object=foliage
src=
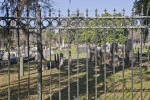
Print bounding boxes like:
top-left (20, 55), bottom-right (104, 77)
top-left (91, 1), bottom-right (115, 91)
top-left (62, 12), bottom-right (129, 45)
top-left (0, 0), bottom-right (54, 17)
top-left (133, 0), bottom-right (150, 43)
top-left (134, 0), bottom-right (150, 16)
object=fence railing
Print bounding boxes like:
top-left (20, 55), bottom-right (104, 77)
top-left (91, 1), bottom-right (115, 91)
top-left (0, 6), bottom-right (150, 100)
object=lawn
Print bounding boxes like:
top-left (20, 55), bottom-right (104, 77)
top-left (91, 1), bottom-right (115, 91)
top-left (0, 50), bottom-right (150, 100)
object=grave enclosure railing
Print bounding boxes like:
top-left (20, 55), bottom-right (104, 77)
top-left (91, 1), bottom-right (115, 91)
top-left (0, 6), bottom-right (150, 100)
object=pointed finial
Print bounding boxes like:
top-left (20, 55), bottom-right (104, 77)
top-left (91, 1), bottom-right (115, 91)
top-left (104, 8), bottom-right (107, 17)
top-left (58, 8), bottom-right (61, 17)
top-left (132, 8), bottom-right (134, 16)
top-left (86, 9), bottom-right (88, 17)
top-left (122, 8), bottom-right (125, 16)
top-left (95, 9), bottom-right (98, 17)
top-left (68, 9), bottom-right (70, 17)
top-left (49, 8), bottom-right (51, 17)
top-left (113, 8), bottom-right (116, 16)
top-left (77, 9), bottom-right (79, 17)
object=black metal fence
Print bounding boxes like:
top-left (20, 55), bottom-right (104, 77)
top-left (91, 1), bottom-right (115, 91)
top-left (0, 5), bottom-right (150, 100)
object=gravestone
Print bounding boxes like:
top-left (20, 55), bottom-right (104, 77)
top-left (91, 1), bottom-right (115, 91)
top-left (59, 53), bottom-right (64, 68)
top-left (20, 57), bottom-right (24, 76)
top-left (3, 52), bottom-right (17, 64)
top-left (125, 39), bottom-right (132, 64)
top-left (110, 43), bottom-right (119, 66)
top-left (57, 53), bottom-right (59, 63)
top-left (42, 59), bottom-right (48, 71)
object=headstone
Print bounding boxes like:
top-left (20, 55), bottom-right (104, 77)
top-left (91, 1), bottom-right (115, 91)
top-left (3, 52), bottom-right (8, 60)
top-left (25, 47), bottom-right (28, 57)
top-left (125, 39), bottom-right (132, 62)
top-left (43, 49), bottom-right (46, 58)
top-left (59, 53), bottom-right (63, 67)
top-left (110, 43), bottom-right (119, 66)
top-left (57, 53), bottom-right (59, 63)
top-left (62, 39), bottom-right (64, 47)
top-left (20, 57), bottom-right (24, 76)
top-left (42, 59), bottom-right (48, 71)
top-left (90, 46), bottom-right (95, 62)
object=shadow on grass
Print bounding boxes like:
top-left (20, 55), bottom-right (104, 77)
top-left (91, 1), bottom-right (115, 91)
top-left (0, 57), bottom-right (149, 100)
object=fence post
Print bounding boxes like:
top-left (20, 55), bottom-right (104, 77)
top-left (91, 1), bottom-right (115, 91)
top-left (7, 7), bottom-right (11, 100)
top-left (37, 4), bottom-right (42, 100)
top-left (17, 6), bottom-right (20, 100)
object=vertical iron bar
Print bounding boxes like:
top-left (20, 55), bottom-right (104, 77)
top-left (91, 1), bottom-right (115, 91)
top-left (113, 9), bottom-right (116, 100)
top-left (95, 9), bottom-right (98, 100)
top-left (86, 29), bottom-right (89, 100)
top-left (27, 3), bottom-right (30, 100)
top-left (7, 7), bottom-right (10, 100)
top-left (59, 29), bottom-right (61, 100)
top-left (17, 7), bottom-right (20, 100)
top-left (58, 9), bottom-right (61, 100)
top-left (49, 9), bottom-right (52, 100)
top-left (77, 30), bottom-right (79, 100)
top-left (68, 30), bottom-right (71, 100)
top-left (113, 29), bottom-right (116, 100)
top-left (104, 29), bottom-right (107, 100)
top-left (140, 28), bottom-right (143, 100)
top-left (122, 29), bottom-right (125, 100)
top-left (131, 9), bottom-right (134, 100)
top-left (122, 9), bottom-right (125, 100)
top-left (67, 9), bottom-right (71, 100)
top-left (37, 5), bottom-right (42, 100)
top-left (140, 3), bottom-right (144, 100)
top-left (49, 29), bottom-right (52, 100)
top-left (76, 9), bottom-right (79, 100)
top-left (86, 9), bottom-right (89, 100)
top-left (104, 9), bottom-right (107, 100)
top-left (131, 28), bottom-right (134, 100)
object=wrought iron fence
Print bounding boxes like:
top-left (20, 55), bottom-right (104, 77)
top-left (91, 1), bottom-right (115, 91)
top-left (0, 5), bottom-right (150, 100)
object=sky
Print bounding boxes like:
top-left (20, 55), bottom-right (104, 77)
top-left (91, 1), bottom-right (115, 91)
top-left (54, 0), bottom-right (136, 17)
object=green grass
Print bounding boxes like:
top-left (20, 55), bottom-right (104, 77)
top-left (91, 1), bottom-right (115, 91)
top-left (134, 47), bottom-right (149, 53)
top-left (0, 49), bottom-right (149, 100)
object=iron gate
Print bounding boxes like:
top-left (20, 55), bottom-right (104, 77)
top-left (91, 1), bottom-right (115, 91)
top-left (0, 5), bottom-right (150, 100)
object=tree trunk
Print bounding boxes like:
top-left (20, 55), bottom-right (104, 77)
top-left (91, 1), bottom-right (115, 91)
top-left (37, 6), bottom-right (42, 100)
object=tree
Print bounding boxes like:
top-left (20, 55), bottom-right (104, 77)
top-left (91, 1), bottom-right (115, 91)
top-left (81, 13), bottom-right (129, 45)
top-left (134, 0), bottom-right (150, 43)
top-left (134, 0), bottom-right (150, 16)
top-left (0, 1), bottom-right (54, 100)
